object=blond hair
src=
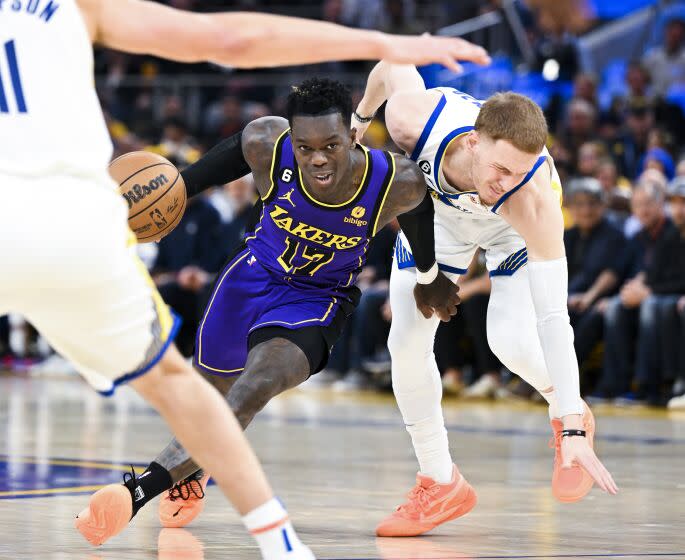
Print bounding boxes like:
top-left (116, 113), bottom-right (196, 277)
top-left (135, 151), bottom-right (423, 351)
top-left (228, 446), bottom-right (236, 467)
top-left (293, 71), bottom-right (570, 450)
top-left (474, 92), bottom-right (548, 154)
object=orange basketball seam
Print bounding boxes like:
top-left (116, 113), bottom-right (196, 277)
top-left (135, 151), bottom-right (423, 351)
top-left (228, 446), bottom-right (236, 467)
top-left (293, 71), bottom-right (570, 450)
top-left (117, 161), bottom-right (171, 187)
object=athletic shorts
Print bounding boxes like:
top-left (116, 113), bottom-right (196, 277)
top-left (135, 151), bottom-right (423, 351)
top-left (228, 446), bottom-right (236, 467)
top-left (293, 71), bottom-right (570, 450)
top-left (0, 172), bottom-right (180, 395)
top-left (193, 247), bottom-right (359, 377)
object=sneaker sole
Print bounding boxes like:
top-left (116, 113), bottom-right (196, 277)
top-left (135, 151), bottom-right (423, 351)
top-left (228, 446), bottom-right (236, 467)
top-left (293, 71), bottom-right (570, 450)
top-left (159, 475), bottom-right (209, 528)
top-left (75, 485), bottom-right (132, 546)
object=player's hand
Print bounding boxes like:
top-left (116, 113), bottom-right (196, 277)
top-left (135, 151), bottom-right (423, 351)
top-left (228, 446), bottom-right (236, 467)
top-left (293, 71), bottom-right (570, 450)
top-left (351, 120), bottom-right (371, 144)
top-left (381, 33), bottom-right (490, 74)
top-left (561, 436), bottom-right (619, 495)
top-left (414, 271), bottom-right (460, 321)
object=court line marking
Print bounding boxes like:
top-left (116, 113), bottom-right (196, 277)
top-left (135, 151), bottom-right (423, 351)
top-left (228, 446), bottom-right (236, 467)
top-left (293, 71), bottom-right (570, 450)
top-left (255, 414), bottom-right (685, 446)
top-left (0, 456), bottom-right (146, 499)
top-left (323, 554), bottom-right (685, 559)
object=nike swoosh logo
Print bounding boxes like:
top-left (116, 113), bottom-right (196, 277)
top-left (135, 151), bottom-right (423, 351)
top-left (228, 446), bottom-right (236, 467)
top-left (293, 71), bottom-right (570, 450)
top-left (173, 506), bottom-right (183, 517)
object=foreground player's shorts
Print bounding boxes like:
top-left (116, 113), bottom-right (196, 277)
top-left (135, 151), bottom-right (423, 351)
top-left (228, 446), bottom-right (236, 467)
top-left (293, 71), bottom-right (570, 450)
top-left (0, 172), bottom-right (180, 395)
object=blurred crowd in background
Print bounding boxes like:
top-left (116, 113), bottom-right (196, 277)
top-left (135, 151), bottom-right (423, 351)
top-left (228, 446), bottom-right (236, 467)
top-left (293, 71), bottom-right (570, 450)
top-left (2, 0), bottom-right (685, 410)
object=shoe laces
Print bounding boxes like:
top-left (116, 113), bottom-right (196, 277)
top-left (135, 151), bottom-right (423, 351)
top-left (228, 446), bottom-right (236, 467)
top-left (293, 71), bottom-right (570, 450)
top-left (397, 483), bottom-right (440, 515)
top-left (122, 465), bottom-right (137, 491)
top-left (168, 471), bottom-right (205, 502)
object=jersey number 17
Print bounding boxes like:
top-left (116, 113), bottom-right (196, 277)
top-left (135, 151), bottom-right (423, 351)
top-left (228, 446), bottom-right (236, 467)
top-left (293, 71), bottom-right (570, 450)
top-left (0, 40), bottom-right (28, 114)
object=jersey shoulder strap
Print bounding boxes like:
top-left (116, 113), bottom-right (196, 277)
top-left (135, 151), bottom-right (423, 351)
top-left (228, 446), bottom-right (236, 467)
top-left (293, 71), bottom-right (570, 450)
top-left (261, 128), bottom-right (291, 203)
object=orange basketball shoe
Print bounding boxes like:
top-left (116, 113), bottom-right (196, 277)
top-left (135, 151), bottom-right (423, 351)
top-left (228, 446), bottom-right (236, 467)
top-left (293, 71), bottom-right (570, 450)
top-left (376, 465), bottom-right (477, 537)
top-left (550, 400), bottom-right (596, 502)
top-left (159, 471), bottom-right (210, 528)
top-left (75, 484), bottom-right (133, 546)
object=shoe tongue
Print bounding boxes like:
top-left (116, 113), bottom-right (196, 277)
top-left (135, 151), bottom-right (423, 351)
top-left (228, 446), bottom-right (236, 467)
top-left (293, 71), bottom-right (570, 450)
top-left (416, 472), bottom-right (436, 489)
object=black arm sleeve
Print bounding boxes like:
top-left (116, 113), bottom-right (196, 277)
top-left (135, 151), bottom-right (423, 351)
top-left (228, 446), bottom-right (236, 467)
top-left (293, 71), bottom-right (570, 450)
top-left (396, 190), bottom-right (436, 273)
top-left (180, 131), bottom-right (251, 198)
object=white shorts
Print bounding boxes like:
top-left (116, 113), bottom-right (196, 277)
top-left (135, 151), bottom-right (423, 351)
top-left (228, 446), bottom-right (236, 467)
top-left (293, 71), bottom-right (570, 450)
top-left (395, 202), bottom-right (527, 278)
top-left (0, 172), bottom-right (179, 395)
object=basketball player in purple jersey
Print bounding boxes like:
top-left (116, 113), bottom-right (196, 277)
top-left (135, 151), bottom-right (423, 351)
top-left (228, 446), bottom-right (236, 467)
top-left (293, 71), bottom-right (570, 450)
top-left (82, 78), bottom-right (460, 541)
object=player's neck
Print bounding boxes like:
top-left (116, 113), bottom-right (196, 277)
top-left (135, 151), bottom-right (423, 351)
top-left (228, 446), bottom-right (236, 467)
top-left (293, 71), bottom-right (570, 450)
top-left (442, 137), bottom-right (475, 192)
top-left (301, 148), bottom-right (364, 205)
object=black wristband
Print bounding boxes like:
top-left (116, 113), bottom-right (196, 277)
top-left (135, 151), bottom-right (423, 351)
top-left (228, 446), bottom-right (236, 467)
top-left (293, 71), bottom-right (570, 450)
top-left (353, 110), bottom-right (376, 123)
top-left (561, 429), bottom-right (587, 438)
top-left (397, 190), bottom-right (436, 272)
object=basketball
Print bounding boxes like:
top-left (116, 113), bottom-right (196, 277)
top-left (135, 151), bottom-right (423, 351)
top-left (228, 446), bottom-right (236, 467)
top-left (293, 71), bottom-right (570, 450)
top-left (109, 151), bottom-right (187, 243)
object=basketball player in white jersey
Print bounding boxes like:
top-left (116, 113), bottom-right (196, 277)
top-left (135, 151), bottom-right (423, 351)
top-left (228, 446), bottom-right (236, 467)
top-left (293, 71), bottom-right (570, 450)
top-left (0, 2), bottom-right (489, 557)
top-left (352, 62), bottom-right (618, 537)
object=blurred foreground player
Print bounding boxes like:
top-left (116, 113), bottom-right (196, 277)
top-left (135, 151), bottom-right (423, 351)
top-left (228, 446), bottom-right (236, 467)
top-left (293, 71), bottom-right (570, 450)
top-left (0, 1), bottom-right (488, 558)
top-left (79, 77), bottom-right (460, 539)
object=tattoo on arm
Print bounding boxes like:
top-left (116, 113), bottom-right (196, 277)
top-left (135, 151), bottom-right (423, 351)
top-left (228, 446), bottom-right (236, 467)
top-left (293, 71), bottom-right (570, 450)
top-left (242, 116), bottom-right (289, 198)
top-left (376, 156), bottom-right (427, 228)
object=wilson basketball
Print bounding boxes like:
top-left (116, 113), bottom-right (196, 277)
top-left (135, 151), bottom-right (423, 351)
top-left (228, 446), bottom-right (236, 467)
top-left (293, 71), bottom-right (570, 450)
top-left (109, 151), bottom-right (187, 243)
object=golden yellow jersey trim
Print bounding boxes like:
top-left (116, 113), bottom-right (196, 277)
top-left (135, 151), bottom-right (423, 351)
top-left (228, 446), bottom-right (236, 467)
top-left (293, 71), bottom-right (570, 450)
top-left (297, 145), bottom-right (370, 208)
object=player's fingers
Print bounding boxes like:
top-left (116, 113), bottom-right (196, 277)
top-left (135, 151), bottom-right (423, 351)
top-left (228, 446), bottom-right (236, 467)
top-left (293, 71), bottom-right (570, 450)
top-left (447, 38), bottom-right (490, 65)
top-left (581, 454), bottom-right (614, 494)
top-left (442, 56), bottom-right (462, 74)
top-left (436, 306), bottom-right (452, 322)
top-left (417, 303), bottom-right (433, 319)
top-left (595, 460), bottom-right (619, 494)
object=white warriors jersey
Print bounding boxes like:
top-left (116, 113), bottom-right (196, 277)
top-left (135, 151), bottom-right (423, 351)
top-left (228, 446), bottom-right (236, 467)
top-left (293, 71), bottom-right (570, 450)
top-left (408, 87), bottom-right (562, 220)
top-left (396, 87), bottom-right (563, 276)
top-left (0, 0), bottom-right (113, 177)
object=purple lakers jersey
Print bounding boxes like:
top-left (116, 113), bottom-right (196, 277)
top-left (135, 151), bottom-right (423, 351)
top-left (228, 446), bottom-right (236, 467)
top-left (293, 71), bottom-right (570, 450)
top-left (246, 130), bottom-right (396, 296)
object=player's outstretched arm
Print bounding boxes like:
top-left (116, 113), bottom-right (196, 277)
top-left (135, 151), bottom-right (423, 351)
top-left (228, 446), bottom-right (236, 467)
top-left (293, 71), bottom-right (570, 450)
top-left (502, 168), bottom-right (618, 496)
top-left (181, 132), bottom-right (252, 199)
top-left (378, 157), bottom-right (459, 322)
top-left (353, 63), bottom-right (451, 147)
top-left (178, 116), bottom-right (287, 201)
top-left (87, 0), bottom-right (489, 70)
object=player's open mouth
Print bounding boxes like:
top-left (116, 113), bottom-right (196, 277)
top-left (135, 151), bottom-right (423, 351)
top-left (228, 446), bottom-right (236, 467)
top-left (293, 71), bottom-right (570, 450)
top-left (312, 172), bottom-right (334, 186)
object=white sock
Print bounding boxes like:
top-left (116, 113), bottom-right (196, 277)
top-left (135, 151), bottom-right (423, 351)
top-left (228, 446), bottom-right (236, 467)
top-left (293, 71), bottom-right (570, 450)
top-left (242, 498), bottom-right (309, 559)
top-left (405, 414), bottom-right (453, 483)
top-left (540, 388), bottom-right (560, 420)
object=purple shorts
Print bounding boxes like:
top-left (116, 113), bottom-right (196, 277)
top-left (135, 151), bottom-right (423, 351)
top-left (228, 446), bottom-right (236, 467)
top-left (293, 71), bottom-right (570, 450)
top-left (193, 248), bottom-right (347, 376)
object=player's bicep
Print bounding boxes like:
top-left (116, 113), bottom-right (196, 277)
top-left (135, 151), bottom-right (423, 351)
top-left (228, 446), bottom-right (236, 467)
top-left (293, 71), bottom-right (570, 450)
top-left (377, 158), bottom-right (426, 225)
top-left (385, 90), bottom-right (441, 156)
top-left (242, 117), bottom-right (289, 198)
top-left (95, 0), bottom-right (225, 62)
top-left (384, 64), bottom-right (426, 96)
top-left (508, 172), bottom-right (565, 261)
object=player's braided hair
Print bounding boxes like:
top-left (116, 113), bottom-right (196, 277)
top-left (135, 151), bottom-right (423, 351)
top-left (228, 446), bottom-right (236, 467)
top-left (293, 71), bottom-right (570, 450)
top-left (286, 78), bottom-right (352, 124)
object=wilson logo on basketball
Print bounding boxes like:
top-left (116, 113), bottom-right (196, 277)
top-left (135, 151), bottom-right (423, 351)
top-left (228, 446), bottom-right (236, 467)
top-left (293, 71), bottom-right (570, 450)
top-left (122, 174), bottom-right (170, 209)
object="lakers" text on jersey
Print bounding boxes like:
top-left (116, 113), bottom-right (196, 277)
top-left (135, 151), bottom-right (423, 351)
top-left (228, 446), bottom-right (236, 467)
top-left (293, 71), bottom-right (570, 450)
top-left (269, 205), bottom-right (362, 250)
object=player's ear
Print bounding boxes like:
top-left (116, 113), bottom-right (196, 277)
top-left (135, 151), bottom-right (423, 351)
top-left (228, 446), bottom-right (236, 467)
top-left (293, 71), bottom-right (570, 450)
top-left (349, 127), bottom-right (358, 146)
top-left (467, 131), bottom-right (479, 152)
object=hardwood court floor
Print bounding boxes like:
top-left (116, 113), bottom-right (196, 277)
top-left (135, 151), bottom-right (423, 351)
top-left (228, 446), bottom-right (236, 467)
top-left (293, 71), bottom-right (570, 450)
top-left (1, 373), bottom-right (684, 559)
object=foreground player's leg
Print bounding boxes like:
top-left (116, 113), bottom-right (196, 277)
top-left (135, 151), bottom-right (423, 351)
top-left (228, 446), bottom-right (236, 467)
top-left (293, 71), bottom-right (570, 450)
top-left (76, 343), bottom-right (313, 559)
top-left (378, 263), bottom-right (477, 537)
top-left (154, 338), bottom-right (311, 528)
top-left (146, 373), bottom-right (237, 529)
top-left (487, 269), bottom-right (595, 502)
